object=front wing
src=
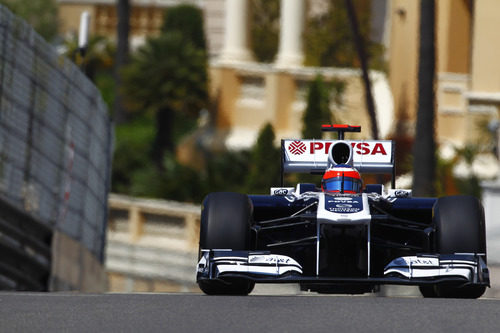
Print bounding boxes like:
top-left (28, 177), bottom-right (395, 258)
top-left (197, 250), bottom-right (490, 287)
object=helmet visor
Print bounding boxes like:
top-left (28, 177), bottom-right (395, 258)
top-left (323, 177), bottom-right (362, 193)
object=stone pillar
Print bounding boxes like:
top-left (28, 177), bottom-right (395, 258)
top-left (129, 205), bottom-right (144, 242)
top-left (275, 0), bottom-right (305, 68)
top-left (219, 0), bottom-right (253, 63)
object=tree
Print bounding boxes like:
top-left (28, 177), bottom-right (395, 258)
top-left (303, 0), bottom-right (385, 70)
top-left (162, 4), bottom-right (207, 51)
top-left (412, 0), bottom-right (436, 197)
top-left (122, 32), bottom-right (208, 167)
top-left (121, 4), bottom-right (209, 168)
top-left (0, 0), bottom-right (58, 42)
top-left (246, 123), bottom-right (281, 194)
top-left (302, 75), bottom-right (342, 139)
top-left (114, 0), bottom-right (130, 124)
top-left (250, 0), bottom-right (280, 62)
top-left (64, 34), bottom-right (115, 81)
top-left (344, 0), bottom-right (379, 140)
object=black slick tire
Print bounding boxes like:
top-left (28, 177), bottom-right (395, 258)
top-left (419, 195), bottom-right (486, 299)
top-left (198, 192), bottom-right (255, 295)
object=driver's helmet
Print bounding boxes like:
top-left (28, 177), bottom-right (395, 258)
top-left (321, 164), bottom-right (363, 194)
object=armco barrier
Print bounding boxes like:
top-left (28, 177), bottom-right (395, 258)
top-left (0, 199), bottom-right (52, 290)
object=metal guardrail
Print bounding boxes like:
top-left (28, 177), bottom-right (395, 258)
top-left (0, 199), bottom-right (52, 291)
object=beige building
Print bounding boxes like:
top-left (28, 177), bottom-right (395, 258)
top-left (58, 0), bottom-right (500, 149)
top-left (214, 0), bottom-right (500, 150)
top-left (208, 0), bottom-right (393, 148)
top-left (57, 0), bottom-right (394, 148)
top-left (57, 0), bottom-right (224, 52)
top-left (389, 0), bottom-right (499, 149)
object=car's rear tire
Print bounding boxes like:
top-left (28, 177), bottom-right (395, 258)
top-left (198, 192), bottom-right (255, 295)
top-left (419, 195), bottom-right (486, 299)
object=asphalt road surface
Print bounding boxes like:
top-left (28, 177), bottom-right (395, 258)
top-left (1, 292), bottom-right (500, 332)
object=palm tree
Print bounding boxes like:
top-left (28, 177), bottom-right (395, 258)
top-left (412, 0), bottom-right (436, 197)
top-left (63, 34), bottom-right (115, 81)
top-left (114, 0), bottom-right (130, 124)
top-left (344, 0), bottom-right (379, 140)
top-left (122, 32), bottom-right (208, 168)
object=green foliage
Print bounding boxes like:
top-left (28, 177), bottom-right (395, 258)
top-left (122, 32), bottom-right (207, 115)
top-left (112, 117), bottom-right (155, 194)
top-left (95, 71), bottom-right (116, 110)
top-left (302, 75), bottom-right (344, 139)
top-left (452, 145), bottom-right (484, 199)
top-left (112, 4), bottom-right (214, 201)
top-left (64, 34), bottom-right (116, 81)
top-left (205, 150), bottom-right (252, 194)
top-left (129, 152), bottom-right (206, 203)
top-left (303, 0), bottom-right (385, 70)
top-left (0, 0), bottom-right (58, 42)
top-left (121, 30), bottom-right (208, 165)
top-left (246, 123), bottom-right (281, 194)
top-left (250, 0), bottom-right (280, 63)
top-left (120, 3), bottom-right (209, 167)
top-left (455, 176), bottom-right (482, 199)
top-left (111, 119), bottom-right (283, 202)
top-left (435, 153), bottom-right (482, 199)
top-left (162, 4), bottom-right (207, 51)
top-left (111, 113), bottom-right (253, 202)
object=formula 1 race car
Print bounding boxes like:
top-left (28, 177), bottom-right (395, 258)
top-left (196, 125), bottom-right (489, 298)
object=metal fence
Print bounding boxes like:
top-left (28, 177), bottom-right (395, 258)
top-left (0, 5), bottom-right (112, 269)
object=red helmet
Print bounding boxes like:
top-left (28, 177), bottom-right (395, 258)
top-left (321, 165), bottom-right (363, 194)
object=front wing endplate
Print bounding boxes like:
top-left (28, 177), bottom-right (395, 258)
top-left (197, 250), bottom-right (489, 287)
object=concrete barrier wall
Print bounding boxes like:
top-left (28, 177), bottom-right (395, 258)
top-left (0, 5), bottom-right (112, 291)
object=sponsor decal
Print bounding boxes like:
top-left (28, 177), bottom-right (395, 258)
top-left (326, 197), bottom-right (363, 213)
top-left (248, 255), bottom-right (299, 266)
top-left (273, 188), bottom-right (289, 195)
top-left (289, 140), bottom-right (307, 155)
top-left (395, 190), bottom-right (410, 198)
top-left (283, 139), bottom-right (393, 172)
top-left (332, 197), bottom-right (353, 202)
top-left (285, 140), bottom-right (392, 162)
top-left (409, 258), bottom-right (437, 266)
top-left (308, 141), bottom-right (387, 155)
top-left (328, 207), bottom-right (362, 213)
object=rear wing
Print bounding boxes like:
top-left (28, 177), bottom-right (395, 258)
top-left (280, 139), bottom-right (395, 187)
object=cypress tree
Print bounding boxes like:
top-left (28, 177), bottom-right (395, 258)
top-left (302, 75), bottom-right (332, 139)
top-left (246, 123), bottom-right (281, 194)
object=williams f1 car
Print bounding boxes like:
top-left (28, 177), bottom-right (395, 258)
top-left (196, 125), bottom-right (489, 298)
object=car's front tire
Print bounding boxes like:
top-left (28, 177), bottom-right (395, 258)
top-left (419, 195), bottom-right (486, 299)
top-left (198, 192), bottom-right (255, 295)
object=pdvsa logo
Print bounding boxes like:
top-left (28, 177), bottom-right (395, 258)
top-left (289, 140), bottom-right (306, 155)
top-left (311, 142), bottom-right (387, 155)
top-left (288, 140), bottom-right (388, 156)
